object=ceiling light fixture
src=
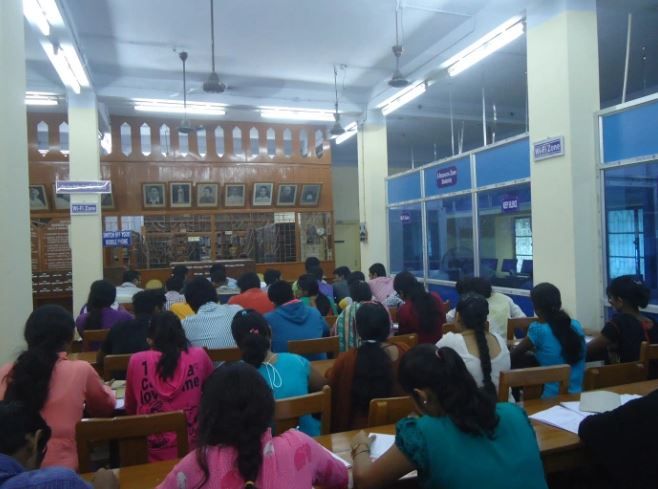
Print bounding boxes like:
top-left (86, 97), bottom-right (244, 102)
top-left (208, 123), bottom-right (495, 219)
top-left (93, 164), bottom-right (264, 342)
top-left (377, 81), bottom-right (426, 116)
top-left (23, 0), bottom-right (50, 35)
top-left (133, 99), bottom-right (226, 116)
top-left (330, 65), bottom-right (345, 136)
top-left (25, 91), bottom-right (59, 106)
top-left (334, 121), bottom-right (358, 145)
top-left (42, 42), bottom-right (82, 93)
top-left (444, 16), bottom-right (525, 77)
top-left (259, 108), bottom-right (336, 122)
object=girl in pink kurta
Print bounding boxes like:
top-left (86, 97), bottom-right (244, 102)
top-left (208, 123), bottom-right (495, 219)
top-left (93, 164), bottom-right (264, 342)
top-left (0, 305), bottom-right (115, 470)
top-left (157, 362), bottom-right (348, 489)
top-left (125, 312), bottom-right (213, 461)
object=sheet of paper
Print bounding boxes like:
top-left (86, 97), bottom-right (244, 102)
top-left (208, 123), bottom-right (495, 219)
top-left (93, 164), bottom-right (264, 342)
top-left (560, 401), bottom-right (591, 418)
top-left (620, 394), bottom-right (642, 405)
top-left (579, 391), bottom-right (621, 413)
top-left (529, 406), bottom-right (589, 434)
top-left (369, 433), bottom-right (396, 459)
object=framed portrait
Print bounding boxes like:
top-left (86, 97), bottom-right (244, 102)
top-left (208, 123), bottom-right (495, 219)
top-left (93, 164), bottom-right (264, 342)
top-left (224, 184), bottom-right (246, 207)
top-left (276, 184), bottom-right (298, 206)
top-left (299, 184), bottom-right (322, 206)
top-left (52, 184), bottom-right (70, 210)
top-left (252, 182), bottom-right (274, 207)
top-left (29, 185), bottom-right (49, 211)
top-left (101, 192), bottom-right (115, 210)
top-left (143, 183), bottom-right (166, 209)
top-left (170, 182), bottom-right (192, 208)
top-left (196, 183), bottom-right (219, 208)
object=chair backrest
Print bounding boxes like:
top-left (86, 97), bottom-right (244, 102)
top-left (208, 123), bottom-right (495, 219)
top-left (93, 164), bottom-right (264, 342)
top-left (82, 329), bottom-right (110, 352)
top-left (388, 307), bottom-right (398, 323)
top-left (274, 385), bottom-right (331, 435)
top-left (498, 364), bottom-right (571, 402)
top-left (367, 396), bottom-right (415, 427)
top-left (640, 341), bottom-right (658, 377)
top-left (76, 411), bottom-right (188, 473)
top-left (204, 346), bottom-right (242, 363)
top-left (442, 322), bottom-right (459, 335)
top-left (583, 362), bottom-right (647, 391)
top-left (506, 317), bottom-right (538, 341)
top-left (288, 336), bottom-right (339, 358)
top-left (103, 354), bottom-right (132, 381)
top-left (388, 334), bottom-right (418, 349)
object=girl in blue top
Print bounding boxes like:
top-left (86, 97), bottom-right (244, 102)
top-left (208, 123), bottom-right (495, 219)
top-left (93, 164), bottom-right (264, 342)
top-left (512, 282), bottom-right (586, 397)
top-left (351, 345), bottom-right (547, 489)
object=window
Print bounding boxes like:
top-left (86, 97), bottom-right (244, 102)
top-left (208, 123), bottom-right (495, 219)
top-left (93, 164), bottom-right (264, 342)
top-left (607, 209), bottom-right (645, 279)
top-left (389, 205), bottom-right (423, 276)
top-left (514, 217), bottom-right (533, 269)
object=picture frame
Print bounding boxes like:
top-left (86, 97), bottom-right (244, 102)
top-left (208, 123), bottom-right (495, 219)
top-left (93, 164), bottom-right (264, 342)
top-left (224, 184), bottom-right (246, 207)
top-left (299, 184), bottom-right (322, 206)
top-left (276, 184), bottom-right (298, 206)
top-left (252, 182), bottom-right (274, 207)
top-left (52, 184), bottom-right (70, 210)
top-left (196, 183), bottom-right (219, 208)
top-left (101, 192), bottom-right (115, 210)
top-left (143, 183), bottom-right (166, 209)
top-left (170, 182), bottom-right (193, 208)
top-left (29, 184), bottom-right (49, 211)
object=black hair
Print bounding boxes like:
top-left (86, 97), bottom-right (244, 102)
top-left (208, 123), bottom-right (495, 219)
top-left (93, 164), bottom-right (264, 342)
top-left (456, 277), bottom-right (493, 299)
top-left (147, 312), bottom-right (189, 381)
top-left (298, 273), bottom-right (331, 316)
top-left (531, 283), bottom-right (583, 366)
top-left (84, 279), bottom-right (117, 331)
top-left (369, 263), bottom-right (387, 278)
top-left (0, 401), bottom-right (51, 464)
top-left (399, 345), bottom-right (499, 438)
top-left (263, 269), bottom-right (281, 286)
top-left (237, 272), bottom-right (261, 292)
top-left (393, 272), bottom-right (440, 332)
top-left (347, 271), bottom-right (366, 285)
top-left (209, 263), bottom-right (226, 274)
top-left (231, 310), bottom-right (271, 367)
top-left (267, 280), bottom-right (294, 306)
top-left (133, 289), bottom-right (166, 316)
top-left (210, 269), bottom-right (228, 286)
top-left (171, 265), bottom-right (189, 278)
top-left (456, 293), bottom-right (495, 397)
top-left (122, 270), bottom-right (140, 284)
top-left (309, 265), bottom-right (324, 281)
top-left (195, 363), bottom-right (274, 489)
top-left (165, 276), bottom-right (184, 293)
top-left (351, 302), bottom-right (394, 411)
top-left (606, 275), bottom-right (651, 310)
top-left (4, 305), bottom-right (74, 414)
top-left (349, 281), bottom-right (373, 302)
top-left (185, 277), bottom-right (219, 312)
top-left (334, 266), bottom-right (351, 279)
top-left (304, 256), bottom-right (320, 272)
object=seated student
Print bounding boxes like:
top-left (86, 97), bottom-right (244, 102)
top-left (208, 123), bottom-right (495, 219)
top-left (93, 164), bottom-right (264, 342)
top-left (291, 256), bottom-right (321, 296)
top-left (309, 265), bottom-right (335, 300)
top-left (0, 401), bottom-right (118, 489)
top-left (75, 279), bottom-right (133, 336)
top-left (231, 310), bottom-right (326, 436)
top-left (511, 283), bottom-right (586, 397)
top-left (0, 306), bottom-right (115, 470)
top-left (208, 263), bottom-right (237, 288)
top-left (164, 276), bottom-right (186, 311)
top-left (182, 277), bottom-right (243, 349)
top-left (125, 312), bottom-right (213, 461)
top-left (351, 345), bottom-right (548, 489)
top-left (263, 268), bottom-right (281, 291)
top-left (228, 272), bottom-right (274, 315)
top-left (368, 263), bottom-right (398, 305)
top-left (264, 280), bottom-right (329, 360)
top-left (393, 271), bottom-right (446, 344)
top-left (333, 281), bottom-right (374, 352)
top-left (338, 271), bottom-right (367, 310)
top-left (333, 266), bottom-right (351, 304)
top-left (115, 270), bottom-right (143, 304)
top-left (588, 275), bottom-right (658, 364)
top-left (446, 277), bottom-right (526, 338)
top-left (296, 273), bottom-right (337, 317)
top-left (437, 293), bottom-right (510, 395)
top-left (210, 268), bottom-right (238, 295)
top-left (327, 302), bottom-right (409, 432)
top-left (155, 362), bottom-right (348, 489)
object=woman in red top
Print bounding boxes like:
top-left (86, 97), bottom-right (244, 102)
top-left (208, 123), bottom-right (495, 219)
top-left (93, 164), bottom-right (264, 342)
top-left (228, 272), bottom-right (274, 315)
top-left (393, 271), bottom-right (445, 344)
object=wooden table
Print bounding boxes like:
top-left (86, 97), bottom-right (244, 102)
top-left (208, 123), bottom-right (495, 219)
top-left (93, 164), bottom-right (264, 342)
top-left (311, 358), bottom-right (335, 377)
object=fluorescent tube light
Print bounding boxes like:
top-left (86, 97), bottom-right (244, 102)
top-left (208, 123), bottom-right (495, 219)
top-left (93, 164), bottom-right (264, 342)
top-left (133, 99), bottom-right (226, 116)
top-left (42, 41), bottom-right (80, 93)
top-left (25, 92), bottom-right (59, 106)
top-left (38, 0), bottom-right (64, 26)
top-left (334, 122), bottom-right (358, 144)
top-left (379, 82), bottom-right (427, 116)
top-left (259, 107), bottom-right (336, 122)
top-left (445, 17), bottom-right (525, 77)
top-left (60, 43), bottom-right (90, 87)
top-left (23, 0), bottom-right (50, 35)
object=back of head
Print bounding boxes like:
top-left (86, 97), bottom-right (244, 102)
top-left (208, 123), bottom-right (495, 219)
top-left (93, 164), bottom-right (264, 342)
top-left (297, 274), bottom-right (319, 297)
top-left (349, 281), bottom-right (373, 302)
top-left (122, 270), bottom-right (140, 284)
top-left (334, 266), bottom-right (351, 280)
top-left (171, 265), bottom-right (189, 278)
top-left (347, 271), bottom-right (366, 285)
top-left (165, 276), bottom-right (184, 293)
top-left (606, 275), bottom-right (651, 310)
top-left (211, 269), bottom-right (228, 286)
top-left (263, 269), bottom-right (281, 286)
top-left (304, 256), bottom-right (320, 272)
top-left (267, 280), bottom-right (294, 306)
top-left (237, 272), bottom-right (261, 293)
top-left (531, 283), bottom-right (583, 365)
top-left (185, 277), bottom-right (219, 312)
top-left (148, 312), bottom-right (189, 381)
top-left (133, 289), bottom-right (166, 316)
top-left (309, 265), bottom-right (324, 281)
top-left (0, 401), bottom-right (51, 466)
top-left (209, 263), bottom-right (226, 275)
top-left (85, 279), bottom-right (117, 330)
top-left (231, 309), bottom-right (271, 367)
top-left (196, 363), bottom-right (275, 487)
top-left (455, 276), bottom-right (491, 298)
top-left (394, 272), bottom-right (438, 332)
top-left (369, 263), bottom-right (387, 278)
top-left (399, 345), bottom-right (499, 437)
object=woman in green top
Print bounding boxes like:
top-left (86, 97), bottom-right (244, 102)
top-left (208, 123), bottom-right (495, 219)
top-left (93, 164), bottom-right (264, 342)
top-left (333, 281), bottom-right (374, 352)
top-left (296, 273), bottom-right (338, 317)
top-left (351, 344), bottom-right (548, 489)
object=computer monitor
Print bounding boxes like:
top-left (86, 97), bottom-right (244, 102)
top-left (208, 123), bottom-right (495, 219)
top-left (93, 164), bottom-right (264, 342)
top-left (521, 260), bottom-right (533, 275)
top-left (501, 259), bottom-right (517, 274)
top-left (480, 258), bottom-right (498, 272)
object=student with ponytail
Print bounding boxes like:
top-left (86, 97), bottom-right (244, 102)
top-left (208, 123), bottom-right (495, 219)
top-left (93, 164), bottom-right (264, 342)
top-left (230, 310), bottom-right (326, 436)
top-left (156, 363), bottom-right (348, 489)
top-left (351, 345), bottom-right (547, 489)
top-left (393, 271), bottom-right (446, 344)
top-left (511, 282), bottom-right (586, 397)
top-left (437, 293), bottom-right (510, 396)
top-left (75, 279), bottom-right (132, 335)
top-left (125, 312), bottom-right (213, 461)
top-left (0, 305), bottom-right (115, 470)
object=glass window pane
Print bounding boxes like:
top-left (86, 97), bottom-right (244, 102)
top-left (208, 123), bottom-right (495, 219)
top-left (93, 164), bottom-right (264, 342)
top-left (389, 204), bottom-right (423, 276)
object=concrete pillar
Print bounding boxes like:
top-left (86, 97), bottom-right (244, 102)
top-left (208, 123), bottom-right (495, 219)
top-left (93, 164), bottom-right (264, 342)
top-left (68, 92), bottom-right (103, 315)
top-left (527, 0), bottom-right (603, 327)
top-left (357, 111), bottom-right (389, 275)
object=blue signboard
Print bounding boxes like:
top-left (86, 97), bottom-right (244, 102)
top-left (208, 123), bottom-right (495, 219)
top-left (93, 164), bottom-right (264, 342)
top-left (436, 166), bottom-right (458, 188)
top-left (533, 137), bottom-right (564, 161)
top-left (56, 180), bottom-right (112, 194)
top-left (103, 231), bottom-right (132, 247)
top-left (399, 210), bottom-right (412, 223)
top-left (501, 193), bottom-right (519, 213)
top-left (70, 203), bottom-right (98, 215)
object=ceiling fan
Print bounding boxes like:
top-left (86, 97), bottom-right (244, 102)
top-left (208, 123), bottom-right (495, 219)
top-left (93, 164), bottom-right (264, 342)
top-left (389, 4), bottom-right (410, 88)
top-left (330, 65), bottom-right (345, 136)
top-left (202, 0), bottom-right (226, 93)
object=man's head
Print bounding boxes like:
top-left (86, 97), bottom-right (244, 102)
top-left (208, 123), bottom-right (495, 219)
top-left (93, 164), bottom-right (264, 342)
top-left (263, 268), bottom-right (281, 286)
top-left (267, 280), bottom-right (294, 306)
top-left (165, 276), bottom-right (184, 293)
top-left (132, 289), bottom-right (166, 316)
top-left (202, 186), bottom-right (213, 198)
top-left (257, 186), bottom-right (268, 197)
top-left (304, 256), bottom-right (320, 272)
top-left (210, 269), bottom-right (228, 287)
top-left (122, 270), bottom-right (141, 286)
top-left (148, 187), bottom-right (160, 201)
top-left (368, 263), bottom-right (387, 279)
top-left (185, 277), bottom-right (219, 312)
top-left (334, 266), bottom-right (351, 281)
top-left (0, 401), bottom-right (51, 470)
top-left (237, 272), bottom-right (261, 293)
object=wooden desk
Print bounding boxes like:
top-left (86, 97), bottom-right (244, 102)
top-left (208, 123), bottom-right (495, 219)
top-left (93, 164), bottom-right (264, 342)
top-left (311, 359), bottom-right (335, 377)
top-left (82, 459), bottom-right (177, 489)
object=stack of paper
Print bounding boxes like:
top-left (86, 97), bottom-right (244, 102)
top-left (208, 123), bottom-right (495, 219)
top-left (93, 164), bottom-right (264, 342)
top-left (529, 406), bottom-right (589, 434)
top-left (579, 391), bottom-right (643, 413)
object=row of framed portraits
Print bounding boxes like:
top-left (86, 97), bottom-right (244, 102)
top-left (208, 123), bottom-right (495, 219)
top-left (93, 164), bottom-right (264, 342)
top-left (30, 184), bottom-right (115, 211)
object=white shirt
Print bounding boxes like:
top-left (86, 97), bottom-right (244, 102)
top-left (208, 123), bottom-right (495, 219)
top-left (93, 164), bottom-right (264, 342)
top-left (115, 282), bottom-right (143, 304)
top-left (446, 292), bottom-right (526, 338)
top-left (182, 302), bottom-right (243, 349)
top-left (164, 290), bottom-right (185, 310)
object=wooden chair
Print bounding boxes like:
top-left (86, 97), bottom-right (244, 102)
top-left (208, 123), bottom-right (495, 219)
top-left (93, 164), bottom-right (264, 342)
top-left (498, 364), bottom-right (571, 402)
top-left (204, 347), bottom-right (242, 363)
top-left (76, 411), bottom-right (188, 473)
top-left (640, 341), bottom-right (658, 377)
top-left (388, 306), bottom-right (398, 323)
top-left (367, 396), bottom-right (415, 427)
top-left (82, 329), bottom-right (110, 352)
top-left (442, 322), bottom-right (459, 335)
top-left (389, 333), bottom-right (417, 349)
top-left (506, 317), bottom-right (538, 341)
top-left (583, 362), bottom-right (647, 391)
top-left (274, 385), bottom-right (332, 435)
top-left (288, 336), bottom-right (339, 358)
top-left (102, 354), bottom-right (132, 381)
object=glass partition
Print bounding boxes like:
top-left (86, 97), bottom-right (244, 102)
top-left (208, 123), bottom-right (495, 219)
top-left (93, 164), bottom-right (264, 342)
top-left (389, 204), bottom-right (423, 276)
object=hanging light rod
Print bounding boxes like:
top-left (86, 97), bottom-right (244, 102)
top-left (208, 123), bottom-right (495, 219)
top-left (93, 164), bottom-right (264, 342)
top-left (259, 107), bottom-right (336, 122)
top-left (443, 16), bottom-right (525, 77)
top-left (377, 81), bottom-right (427, 116)
top-left (133, 98), bottom-right (226, 116)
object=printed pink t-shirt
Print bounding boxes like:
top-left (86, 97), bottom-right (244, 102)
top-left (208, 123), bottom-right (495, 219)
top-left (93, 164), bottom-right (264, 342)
top-left (125, 347), bottom-right (213, 461)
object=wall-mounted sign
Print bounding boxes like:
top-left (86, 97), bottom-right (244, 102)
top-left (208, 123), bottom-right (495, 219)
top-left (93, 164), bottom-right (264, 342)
top-left (501, 194), bottom-right (519, 213)
top-left (436, 166), bottom-right (458, 188)
top-left (103, 231), bottom-right (132, 247)
top-left (399, 211), bottom-right (412, 223)
top-left (533, 136), bottom-right (564, 161)
top-left (70, 203), bottom-right (98, 215)
top-left (56, 180), bottom-right (112, 194)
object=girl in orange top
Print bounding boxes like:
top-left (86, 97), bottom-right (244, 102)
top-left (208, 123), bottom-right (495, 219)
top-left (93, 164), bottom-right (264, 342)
top-left (0, 305), bottom-right (115, 470)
